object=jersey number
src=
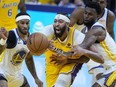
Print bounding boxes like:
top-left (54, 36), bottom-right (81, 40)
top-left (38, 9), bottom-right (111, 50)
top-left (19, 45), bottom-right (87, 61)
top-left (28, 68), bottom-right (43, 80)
top-left (8, 9), bottom-right (12, 17)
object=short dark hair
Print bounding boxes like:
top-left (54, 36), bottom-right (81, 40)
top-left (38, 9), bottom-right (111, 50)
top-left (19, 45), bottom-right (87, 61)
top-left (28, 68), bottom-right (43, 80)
top-left (85, 1), bottom-right (102, 15)
top-left (15, 12), bottom-right (30, 19)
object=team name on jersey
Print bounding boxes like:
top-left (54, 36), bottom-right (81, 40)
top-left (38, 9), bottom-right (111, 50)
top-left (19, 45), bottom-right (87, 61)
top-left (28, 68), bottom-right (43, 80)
top-left (2, 2), bottom-right (18, 8)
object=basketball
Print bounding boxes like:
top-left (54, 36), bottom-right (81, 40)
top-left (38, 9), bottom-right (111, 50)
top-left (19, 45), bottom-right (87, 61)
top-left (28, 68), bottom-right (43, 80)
top-left (27, 32), bottom-right (49, 56)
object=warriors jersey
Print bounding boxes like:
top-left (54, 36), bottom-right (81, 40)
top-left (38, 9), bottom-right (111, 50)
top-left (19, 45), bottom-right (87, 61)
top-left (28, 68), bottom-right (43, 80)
top-left (0, 0), bottom-right (20, 30)
top-left (87, 8), bottom-right (110, 74)
top-left (98, 8), bottom-right (108, 29)
top-left (0, 29), bottom-right (29, 75)
top-left (88, 22), bottom-right (116, 74)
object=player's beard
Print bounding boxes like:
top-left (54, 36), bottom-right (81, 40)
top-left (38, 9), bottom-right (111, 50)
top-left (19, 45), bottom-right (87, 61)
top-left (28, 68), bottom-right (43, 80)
top-left (84, 20), bottom-right (95, 29)
top-left (54, 25), bottom-right (66, 38)
top-left (17, 25), bottom-right (29, 35)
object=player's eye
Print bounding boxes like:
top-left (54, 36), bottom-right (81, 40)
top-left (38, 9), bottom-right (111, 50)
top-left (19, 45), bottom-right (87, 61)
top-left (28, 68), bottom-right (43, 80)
top-left (26, 22), bottom-right (29, 25)
top-left (21, 22), bottom-right (25, 25)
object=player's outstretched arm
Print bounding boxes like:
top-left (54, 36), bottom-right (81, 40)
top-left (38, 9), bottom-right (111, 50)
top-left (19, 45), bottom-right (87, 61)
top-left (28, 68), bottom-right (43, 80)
top-left (50, 53), bottom-right (89, 65)
top-left (70, 7), bottom-right (84, 26)
top-left (25, 52), bottom-right (43, 87)
top-left (69, 45), bottom-right (104, 64)
top-left (19, 0), bottom-right (26, 13)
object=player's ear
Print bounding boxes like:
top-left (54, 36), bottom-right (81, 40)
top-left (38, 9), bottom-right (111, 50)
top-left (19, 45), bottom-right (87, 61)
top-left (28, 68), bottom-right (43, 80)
top-left (66, 22), bottom-right (70, 27)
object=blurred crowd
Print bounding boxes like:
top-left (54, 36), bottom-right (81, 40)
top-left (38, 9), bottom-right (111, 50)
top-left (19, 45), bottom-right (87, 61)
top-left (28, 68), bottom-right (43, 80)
top-left (26, 0), bottom-right (116, 15)
top-left (25, 0), bottom-right (85, 8)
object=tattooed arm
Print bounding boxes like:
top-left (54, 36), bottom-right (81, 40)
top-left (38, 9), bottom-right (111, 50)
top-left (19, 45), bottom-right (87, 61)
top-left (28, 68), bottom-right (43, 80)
top-left (80, 26), bottom-right (106, 49)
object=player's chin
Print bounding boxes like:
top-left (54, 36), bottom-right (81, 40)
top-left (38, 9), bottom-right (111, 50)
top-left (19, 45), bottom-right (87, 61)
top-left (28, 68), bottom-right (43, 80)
top-left (23, 30), bottom-right (28, 34)
top-left (22, 31), bottom-right (28, 35)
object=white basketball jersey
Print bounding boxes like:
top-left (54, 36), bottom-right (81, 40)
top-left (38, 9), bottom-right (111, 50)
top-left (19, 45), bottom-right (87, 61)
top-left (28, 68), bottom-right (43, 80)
top-left (91, 22), bottom-right (116, 73)
top-left (98, 8), bottom-right (108, 29)
top-left (0, 29), bottom-right (29, 75)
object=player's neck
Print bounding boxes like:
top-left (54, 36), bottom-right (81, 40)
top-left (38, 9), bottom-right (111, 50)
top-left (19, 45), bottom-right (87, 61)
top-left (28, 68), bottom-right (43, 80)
top-left (17, 30), bottom-right (28, 41)
top-left (59, 29), bottom-right (69, 41)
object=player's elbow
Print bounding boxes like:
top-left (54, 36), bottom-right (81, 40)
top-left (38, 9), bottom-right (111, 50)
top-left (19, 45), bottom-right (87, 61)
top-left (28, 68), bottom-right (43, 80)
top-left (98, 55), bottom-right (104, 64)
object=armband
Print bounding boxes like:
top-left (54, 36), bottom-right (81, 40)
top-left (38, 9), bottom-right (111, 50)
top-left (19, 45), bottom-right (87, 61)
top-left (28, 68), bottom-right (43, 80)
top-left (0, 38), bottom-right (6, 45)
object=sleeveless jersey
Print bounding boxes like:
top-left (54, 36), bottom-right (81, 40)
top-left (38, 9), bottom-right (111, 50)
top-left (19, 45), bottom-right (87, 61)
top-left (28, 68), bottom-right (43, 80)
top-left (0, 29), bottom-right (29, 75)
top-left (89, 22), bottom-right (116, 74)
top-left (98, 8), bottom-right (109, 29)
top-left (44, 26), bottom-right (85, 87)
top-left (87, 8), bottom-right (110, 74)
top-left (0, 0), bottom-right (20, 30)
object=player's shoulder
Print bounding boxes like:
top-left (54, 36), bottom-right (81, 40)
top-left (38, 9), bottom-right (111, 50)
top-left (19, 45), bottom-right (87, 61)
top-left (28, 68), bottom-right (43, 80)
top-left (106, 8), bottom-right (115, 19)
top-left (93, 22), bottom-right (104, 27)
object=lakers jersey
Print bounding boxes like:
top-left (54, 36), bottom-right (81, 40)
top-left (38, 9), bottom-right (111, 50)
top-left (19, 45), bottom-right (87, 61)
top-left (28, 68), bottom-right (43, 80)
top-left (0, 29), bottom-right (29, 75)
top-left (44, 26), bottom-right (85, 87)
top-left (0, 0), bottom-right (20, 30)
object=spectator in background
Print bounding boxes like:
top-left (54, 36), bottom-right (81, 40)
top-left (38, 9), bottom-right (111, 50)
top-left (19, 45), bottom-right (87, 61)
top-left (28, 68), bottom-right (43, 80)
top-left (39, 0), bottom-right (55, 5)
top-left (58, 0), bottom-right (75, 8)
top-left (73, 0), bottom-right (85, 7)
top-left (54, 0), bottom-right (61, 5)
top-left (25, 0), bottom-right (39, 3)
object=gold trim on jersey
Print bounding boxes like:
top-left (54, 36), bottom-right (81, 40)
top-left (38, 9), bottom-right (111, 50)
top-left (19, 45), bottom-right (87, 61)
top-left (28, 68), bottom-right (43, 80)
top-left (100, 41), bottom-right (116, 62)
top-left (0, 49), bottom-right (6, 62)
top-left (106, 70), bottom-right (116, 86)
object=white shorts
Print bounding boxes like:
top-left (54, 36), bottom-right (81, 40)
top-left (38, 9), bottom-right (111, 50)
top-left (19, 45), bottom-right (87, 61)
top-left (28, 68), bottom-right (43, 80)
top-left (0, 71), bottom-right (24, 87)
top-left (95, 70), bottom-right (116, 87)
top-left (54, 73), bottom-right (72, 87)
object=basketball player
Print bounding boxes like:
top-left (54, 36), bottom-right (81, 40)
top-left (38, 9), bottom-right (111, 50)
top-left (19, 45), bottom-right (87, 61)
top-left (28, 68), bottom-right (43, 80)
top-left (70, 0), bottom-right (116, 85)
top-left (86, 0), bottom-right (115, 85)
top-left (0, 13), bottom-right (43, 87)
top-left (0, 0), bottom-right (26, 63)
top-left (40, 13), bottom-right (104, 87)
top-left (53, 2), bottom-right (116, 87)
top-left (0, 0), bottom-right (26, 31)
top-left (70, 0), bottom-right (115, 39)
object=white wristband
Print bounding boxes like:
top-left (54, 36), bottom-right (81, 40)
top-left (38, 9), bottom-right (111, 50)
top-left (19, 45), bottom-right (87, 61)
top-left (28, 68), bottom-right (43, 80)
top-left (0, 38), bottom-right (6, 45)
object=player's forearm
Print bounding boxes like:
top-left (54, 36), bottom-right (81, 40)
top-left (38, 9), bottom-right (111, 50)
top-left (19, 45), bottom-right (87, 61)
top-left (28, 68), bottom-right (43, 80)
top-left (67, 56), bottom-right (89, 63)
top-left (84, 49), bottom-right (104, 64)
top-left (25, 54), bottom-right (38, 79)
top-left (79, 35), bottom-right (97, 49)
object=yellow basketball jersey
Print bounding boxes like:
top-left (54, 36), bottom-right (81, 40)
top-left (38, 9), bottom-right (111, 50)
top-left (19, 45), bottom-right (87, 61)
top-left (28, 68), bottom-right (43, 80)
top-left (0, 0), bottom-right (20, 31)
top-left (45, 27), bottom-right (79, 87)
